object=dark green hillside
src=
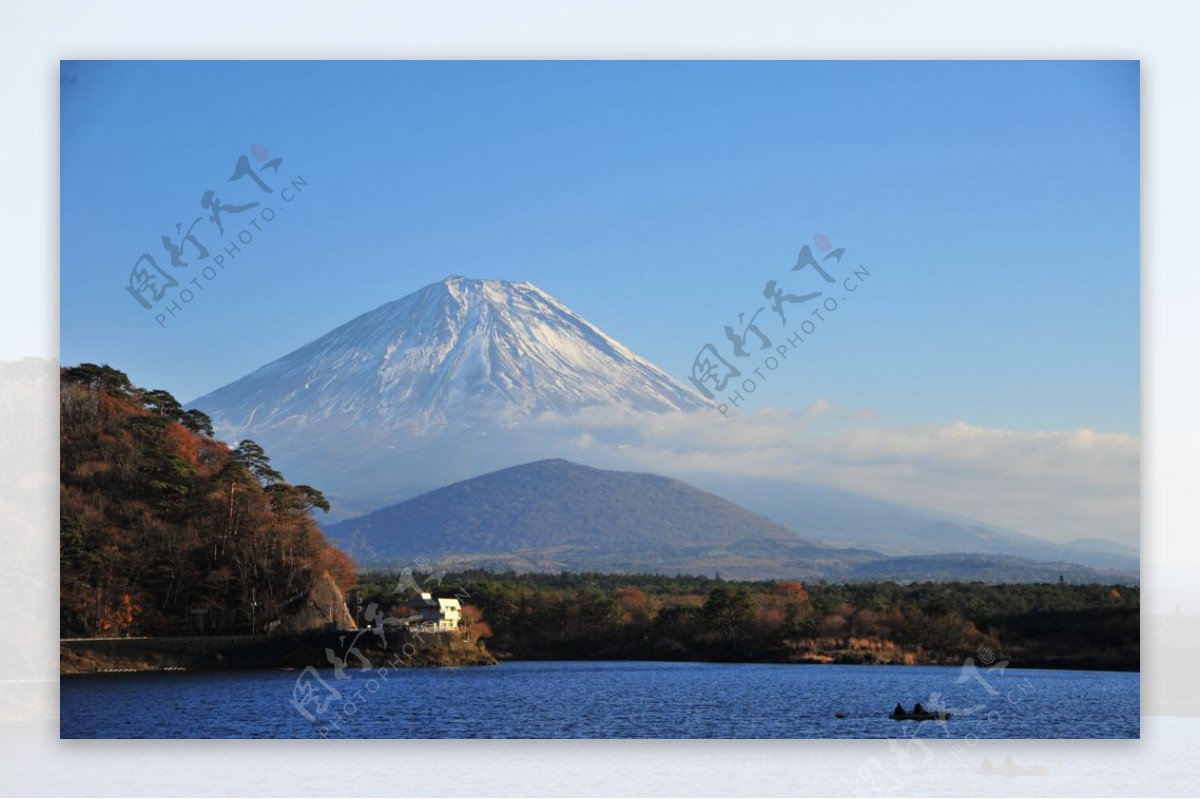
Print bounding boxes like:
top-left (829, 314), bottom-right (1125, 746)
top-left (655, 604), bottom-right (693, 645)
top-left (326, 459), bottom-right (879, 577)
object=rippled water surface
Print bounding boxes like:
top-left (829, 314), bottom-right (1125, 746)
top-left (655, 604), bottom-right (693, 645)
top-left (60, 661), bottom-right (1139, 739)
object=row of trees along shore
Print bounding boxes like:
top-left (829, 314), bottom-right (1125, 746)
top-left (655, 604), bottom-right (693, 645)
top-left (60, 364), bottom-right (355, 638)
top-left (354, 570), bottom-right (1139, 670)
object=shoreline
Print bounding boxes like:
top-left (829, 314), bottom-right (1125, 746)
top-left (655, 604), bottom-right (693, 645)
top-left (61, 636), bottom-right (1138, 676)
top-left (60, 629), bottom-right (496, 675)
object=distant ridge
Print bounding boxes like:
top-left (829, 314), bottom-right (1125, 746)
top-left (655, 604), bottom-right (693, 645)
top-left (326, 459), bottom-right (1138, 584)
top-left (684, 473), bottom-right (1140, 573)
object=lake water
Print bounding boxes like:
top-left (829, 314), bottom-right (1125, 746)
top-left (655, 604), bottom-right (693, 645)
top-left (60, 661), bottom-right (1139, 739)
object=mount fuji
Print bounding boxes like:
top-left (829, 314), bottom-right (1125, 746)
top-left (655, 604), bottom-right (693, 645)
top-left (196, 276), bottom-right (706, 436)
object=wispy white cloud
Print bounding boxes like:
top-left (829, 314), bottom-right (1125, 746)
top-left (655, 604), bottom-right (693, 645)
top-left (802, 398), bottom-right (833, 421)
top-left (802, 398), bottom-right (878, 423)
top-left (527, 402), bottom-right (1139, 547)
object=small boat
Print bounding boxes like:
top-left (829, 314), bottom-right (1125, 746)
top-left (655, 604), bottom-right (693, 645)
top-left (889, 710), bottom-right (952, 721)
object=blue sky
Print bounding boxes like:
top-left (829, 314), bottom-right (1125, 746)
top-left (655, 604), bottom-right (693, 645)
top-left (61, 60), bottom-right (1139, 435)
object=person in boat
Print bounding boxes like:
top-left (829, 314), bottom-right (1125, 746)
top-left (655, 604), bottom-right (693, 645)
top-left (913, 702), bottom-right (927, 716)
top-left (893, 702), bottom-right (906, 717)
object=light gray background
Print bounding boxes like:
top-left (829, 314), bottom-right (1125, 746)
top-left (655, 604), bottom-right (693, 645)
top-left (2, 0), bottom-right (1196, 795)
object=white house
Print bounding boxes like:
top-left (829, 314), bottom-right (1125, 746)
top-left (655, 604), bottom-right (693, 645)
top-left (407, 592), bottom-right (462, 631)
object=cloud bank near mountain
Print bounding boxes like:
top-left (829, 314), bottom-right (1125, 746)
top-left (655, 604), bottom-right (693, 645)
top-left (528, 402), bottom-right (1139, 547)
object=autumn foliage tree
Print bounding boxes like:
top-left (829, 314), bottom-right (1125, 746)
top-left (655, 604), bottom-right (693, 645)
top-left (614, 586), bottom-right (651, 627)
top-left (460, 604), bottom-right (493, 642)
top-left (321, 547), bottom-right (358, 594)
top-left (60, 363), bottom-right (355, 637)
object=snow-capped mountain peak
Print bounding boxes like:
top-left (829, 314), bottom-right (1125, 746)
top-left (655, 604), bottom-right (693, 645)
top-left (193, 276), bottom-right (708, 439)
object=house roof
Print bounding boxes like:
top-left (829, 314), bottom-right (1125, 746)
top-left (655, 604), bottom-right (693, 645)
top-left (408, 596), bottom-right (461, 610)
